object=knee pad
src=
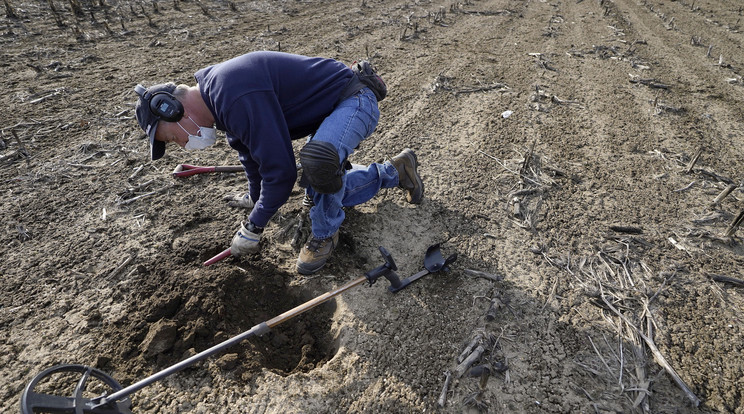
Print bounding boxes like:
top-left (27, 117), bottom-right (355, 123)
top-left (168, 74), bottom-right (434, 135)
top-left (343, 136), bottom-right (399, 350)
top-left (299, 141), bottom-right (347, 194)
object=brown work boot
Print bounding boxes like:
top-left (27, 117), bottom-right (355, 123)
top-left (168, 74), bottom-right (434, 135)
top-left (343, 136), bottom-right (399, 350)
top-left (391, 148), bottom-right (424, 204)
top-left (296, 231), bottom-right (339, 275)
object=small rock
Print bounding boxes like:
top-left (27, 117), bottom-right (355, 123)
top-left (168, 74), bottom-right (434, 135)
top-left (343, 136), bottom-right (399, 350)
top-left (140, 320), bottom-right (178, 357)
top-left (215, 353), bottom-right (239, 371)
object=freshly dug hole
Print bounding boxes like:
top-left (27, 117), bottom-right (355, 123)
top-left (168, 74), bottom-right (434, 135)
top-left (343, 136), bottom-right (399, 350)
top-left (100, 262), bottom-right (337, 384)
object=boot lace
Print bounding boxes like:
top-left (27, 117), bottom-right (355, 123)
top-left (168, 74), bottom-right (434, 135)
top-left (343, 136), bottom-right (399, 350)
top-left (306, 237), bottom-right (327, 252)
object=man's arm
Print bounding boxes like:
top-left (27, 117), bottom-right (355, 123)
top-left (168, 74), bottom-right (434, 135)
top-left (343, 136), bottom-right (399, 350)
top-left (226, 91), bottom-right (297, 228)
top-left (235, 150), bottom-right (262, 203)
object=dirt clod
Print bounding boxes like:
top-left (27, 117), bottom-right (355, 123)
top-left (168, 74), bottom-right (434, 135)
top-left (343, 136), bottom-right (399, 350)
top-left (140, 320), bottom-right (178, 357)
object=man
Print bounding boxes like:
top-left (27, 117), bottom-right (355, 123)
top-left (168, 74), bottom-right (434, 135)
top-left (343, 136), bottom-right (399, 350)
top-left (134, 51), bottom-right (423, 274)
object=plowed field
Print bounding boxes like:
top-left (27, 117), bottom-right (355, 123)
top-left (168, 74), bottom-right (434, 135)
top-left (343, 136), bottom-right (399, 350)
top-left (2, 0), bottom-right (743, 413)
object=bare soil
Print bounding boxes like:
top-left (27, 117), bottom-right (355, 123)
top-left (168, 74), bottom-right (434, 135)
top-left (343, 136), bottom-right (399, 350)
top-left (2, 0), bottom-right (744, 413)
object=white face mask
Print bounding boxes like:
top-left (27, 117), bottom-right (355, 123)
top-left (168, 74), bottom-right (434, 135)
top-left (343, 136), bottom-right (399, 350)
top-left (178, 116), bottom-right (217, 151)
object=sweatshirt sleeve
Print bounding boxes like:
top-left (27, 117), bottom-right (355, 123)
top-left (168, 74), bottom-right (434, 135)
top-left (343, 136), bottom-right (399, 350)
top-left (232, 147), bottom-right (261, 203)
top-left (225, 91), bottom-right (297, 228)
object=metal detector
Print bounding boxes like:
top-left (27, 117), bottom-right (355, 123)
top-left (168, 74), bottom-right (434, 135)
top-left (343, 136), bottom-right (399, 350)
top-left (20, 245), bottom-right (456, 414)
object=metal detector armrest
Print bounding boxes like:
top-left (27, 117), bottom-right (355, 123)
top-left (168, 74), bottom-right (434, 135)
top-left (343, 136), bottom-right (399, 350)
top-left (364, 246), bottom-right (404, 289)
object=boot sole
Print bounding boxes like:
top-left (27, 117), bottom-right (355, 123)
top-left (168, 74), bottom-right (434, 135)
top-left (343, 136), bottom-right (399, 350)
top-left (296, 260), bottom-right (327, 275)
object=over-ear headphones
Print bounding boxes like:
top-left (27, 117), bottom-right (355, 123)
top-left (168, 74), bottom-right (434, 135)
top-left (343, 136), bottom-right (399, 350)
top-left (134, 84), bottom-right (184, 122)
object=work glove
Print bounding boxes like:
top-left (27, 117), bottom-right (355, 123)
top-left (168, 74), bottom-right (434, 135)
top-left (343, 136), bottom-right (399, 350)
top-left (224, 193), bottom-right (255, 209)
top-left (230, 222), bottom-right (263, 257)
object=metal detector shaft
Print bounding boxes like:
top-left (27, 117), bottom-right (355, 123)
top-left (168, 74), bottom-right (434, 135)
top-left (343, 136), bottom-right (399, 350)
top-left (96, 275), bottom-right (368, 407)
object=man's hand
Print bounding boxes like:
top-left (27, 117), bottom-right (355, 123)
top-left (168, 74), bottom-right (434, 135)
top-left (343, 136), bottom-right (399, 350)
top-left (230, 222), bottom-right (263, 256)
top-left (225, 193), bottom-right (255, 209)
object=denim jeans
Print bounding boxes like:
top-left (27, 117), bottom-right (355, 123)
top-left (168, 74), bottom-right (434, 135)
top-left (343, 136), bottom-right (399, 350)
top-left (305, 87), bottom-right (399, 239)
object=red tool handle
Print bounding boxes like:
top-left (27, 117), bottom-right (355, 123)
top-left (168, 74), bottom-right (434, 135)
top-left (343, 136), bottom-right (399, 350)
top-left (173, 164), bottom-right (243, 178)
top-left (173, 164), bottom-right (216, 178)
top-left (203, 248), bottom-right (232, 266)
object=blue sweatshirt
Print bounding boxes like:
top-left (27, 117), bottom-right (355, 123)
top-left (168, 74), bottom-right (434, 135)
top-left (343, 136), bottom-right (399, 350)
top-left (194, 52), bottom-right (353, 227)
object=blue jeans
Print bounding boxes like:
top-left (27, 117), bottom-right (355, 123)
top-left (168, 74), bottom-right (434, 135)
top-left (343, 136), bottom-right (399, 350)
top-left (305, 87), bottom-right (399, 239)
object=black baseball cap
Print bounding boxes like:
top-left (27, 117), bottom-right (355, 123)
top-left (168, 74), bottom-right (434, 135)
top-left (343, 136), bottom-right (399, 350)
top-left (134, 83), bottom-right (178, 161)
